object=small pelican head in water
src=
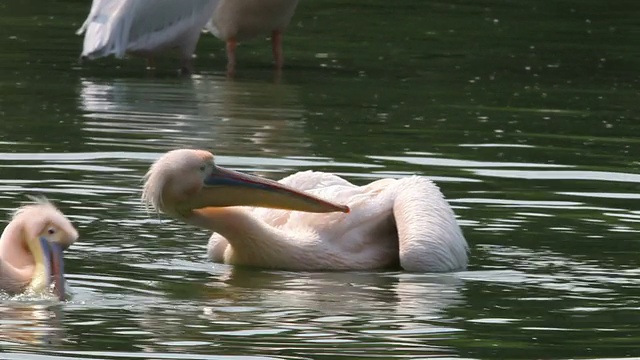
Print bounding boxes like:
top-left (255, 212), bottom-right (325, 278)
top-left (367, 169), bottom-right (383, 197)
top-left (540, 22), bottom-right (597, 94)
top-left (0, 197), bottom-right (78, 300)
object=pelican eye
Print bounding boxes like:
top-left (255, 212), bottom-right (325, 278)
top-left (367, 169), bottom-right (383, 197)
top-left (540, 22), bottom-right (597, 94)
top-left (199, 165), bottom-right (206, 172)
top-left (47, 228), bottom-right (56, 235)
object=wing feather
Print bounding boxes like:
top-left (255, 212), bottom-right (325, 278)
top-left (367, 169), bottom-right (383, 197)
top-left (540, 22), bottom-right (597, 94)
top-left (278, 170), bottom-right (354, 192)
top-left (77, 0), bottom-right (220, 59)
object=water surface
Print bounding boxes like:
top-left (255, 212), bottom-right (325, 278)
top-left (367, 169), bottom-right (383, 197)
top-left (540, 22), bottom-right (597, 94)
top-left (1, 0), bottom-right (639, 358)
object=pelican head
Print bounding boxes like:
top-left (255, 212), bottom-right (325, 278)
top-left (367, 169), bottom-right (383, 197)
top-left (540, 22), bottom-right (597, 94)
top-left (142, 149), bottom-right (349, 219)
top-left (0, 198), bottom-right (78, 300)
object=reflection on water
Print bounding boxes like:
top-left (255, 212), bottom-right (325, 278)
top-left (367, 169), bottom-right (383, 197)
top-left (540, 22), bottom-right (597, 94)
top-left (95, 269), bottom-right (467, 358)
top-left (0, 302), bottom-right (64, 347)
top-left (77, 75), bottom-right (309, 157)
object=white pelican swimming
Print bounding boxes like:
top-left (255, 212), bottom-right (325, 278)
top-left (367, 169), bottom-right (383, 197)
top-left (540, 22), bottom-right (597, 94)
top-left (142, 149), bottom-right (468, 272)
top-left (76, 0), bottom-right (219, 73)
top-left (204, 0), bottom-right (300, 74)
top-left (0, 198), bottom-right (78, 300)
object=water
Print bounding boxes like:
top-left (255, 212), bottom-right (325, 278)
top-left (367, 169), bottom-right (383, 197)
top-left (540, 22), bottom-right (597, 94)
top-left (1, 0), bottom-right (639, 358)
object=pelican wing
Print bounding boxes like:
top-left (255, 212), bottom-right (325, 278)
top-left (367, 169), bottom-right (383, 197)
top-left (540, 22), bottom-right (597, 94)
top-left (76, 0), bottom-right (130, 58)
top-left (77, 0), bottom-right (220, 59)
top-left (75, 0), bottom-right (111, 35)
top-left (277, 170), bottom-right (354, 192)
top-left (250, 174), bottom-right (468, 272)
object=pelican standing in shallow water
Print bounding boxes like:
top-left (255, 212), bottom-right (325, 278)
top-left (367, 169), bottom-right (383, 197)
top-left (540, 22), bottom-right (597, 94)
top-left (205, 0), bottom-right (300, 74)
top-left (76, 0), bottom-right (299, 74)
top-left (76, 0), bottom-right (219, 73)
top-left (142, 149), bottom-right (468, 272)
top-left (0, 198), bottom-right (78, 300)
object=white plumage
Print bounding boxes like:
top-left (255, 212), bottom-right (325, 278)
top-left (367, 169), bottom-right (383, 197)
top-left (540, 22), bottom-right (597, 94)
top-left (204, 0), bottom-right (300, 73)
top-left (208, 171), bottom-right (469, 272)
top-left (76, 0), bottom-right (220, 72)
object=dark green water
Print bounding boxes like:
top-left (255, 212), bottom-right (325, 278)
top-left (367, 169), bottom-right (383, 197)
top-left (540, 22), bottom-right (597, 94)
top-left (1, 0), bottom-right (639, 359)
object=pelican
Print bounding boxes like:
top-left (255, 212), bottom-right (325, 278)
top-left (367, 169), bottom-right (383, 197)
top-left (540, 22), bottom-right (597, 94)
top-left (204, 0), bottom-right (300, 74)
top-left (0, 198), bottom-right (78, 300)
top-left (142, 149), bottom-right (468, 272)
top-left (76, 0), bottom-right (219, 73)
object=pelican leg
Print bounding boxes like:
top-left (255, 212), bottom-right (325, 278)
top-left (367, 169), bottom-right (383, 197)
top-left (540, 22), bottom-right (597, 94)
top-left (179, 35), bottom-right (199, 76)
top-left (179, 57), bottom-right (193, 75)
top-left (146, 57), bottom-right (155, 70)
top-left (226, 38), bottom-right (237, 76)
top-left (271, 30), bottom-right (284, 69)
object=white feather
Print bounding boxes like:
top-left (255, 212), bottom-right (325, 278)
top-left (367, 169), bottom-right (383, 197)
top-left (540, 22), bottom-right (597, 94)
top-left (209, 172), bottom-right (469, 272)
top-left (77, 0), bottom-right (220, 60)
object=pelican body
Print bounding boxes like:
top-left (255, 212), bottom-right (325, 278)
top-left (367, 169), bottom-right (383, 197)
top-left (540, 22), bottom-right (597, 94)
top-left (205, 0), bottom-right (300, 74)
top-left (0, 198), bottom-right (78, 300)
top-left (76, 0), bottom-right (219, 73)
top-left (143, 149), bottom-right (468, 273)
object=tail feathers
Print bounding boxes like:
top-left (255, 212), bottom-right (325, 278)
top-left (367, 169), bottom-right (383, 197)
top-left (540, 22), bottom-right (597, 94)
top-left (77, 0), bottom-right (130, 59)
top-left (80, 23), bottom-right (121, 59)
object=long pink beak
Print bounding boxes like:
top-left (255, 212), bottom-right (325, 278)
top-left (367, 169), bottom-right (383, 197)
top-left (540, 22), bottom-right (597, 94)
top-left (188, 165), bottom-right (351, 213)
top-left (39, 237), bottom-right (66, 301)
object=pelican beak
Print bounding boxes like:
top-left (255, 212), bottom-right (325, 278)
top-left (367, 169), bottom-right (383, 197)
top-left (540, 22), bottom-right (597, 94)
top-left (36, 237), bottom-right (66, 301)
top-left (195, 165), bottom-right (350, 213)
